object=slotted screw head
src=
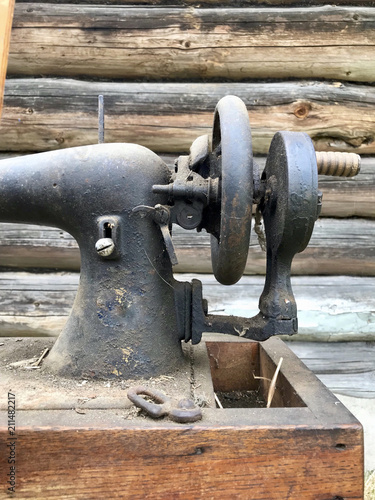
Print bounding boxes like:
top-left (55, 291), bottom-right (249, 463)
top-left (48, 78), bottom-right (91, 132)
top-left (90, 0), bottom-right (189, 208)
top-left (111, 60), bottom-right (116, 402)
top-left (95, 238), bottom-right (115, 257)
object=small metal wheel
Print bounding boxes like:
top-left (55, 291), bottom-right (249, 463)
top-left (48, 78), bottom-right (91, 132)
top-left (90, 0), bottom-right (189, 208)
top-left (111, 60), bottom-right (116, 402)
top-left (261, 131), bottom-right (319, 256)
top-left (210, 95), bottom-right (253, 285)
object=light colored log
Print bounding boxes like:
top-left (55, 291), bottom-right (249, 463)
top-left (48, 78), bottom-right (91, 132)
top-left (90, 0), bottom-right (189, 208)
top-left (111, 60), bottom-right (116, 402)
top-left (1, 79), bottom-right (375, 154)
top-left (7, 5), bottom-right (375, 82)
top-left (0, 0), bottom-right (14, 116)
top-left (0, 217), bottom-right (373, 275)
top-left (288, 342), bottom-right (375, 398)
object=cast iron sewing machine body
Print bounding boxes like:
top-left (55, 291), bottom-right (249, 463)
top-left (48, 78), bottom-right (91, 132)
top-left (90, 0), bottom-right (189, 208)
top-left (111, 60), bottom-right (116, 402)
top-left (0, 95), bottom-right (364, 499)
top-left (0, 95), bottom-right (360, 380)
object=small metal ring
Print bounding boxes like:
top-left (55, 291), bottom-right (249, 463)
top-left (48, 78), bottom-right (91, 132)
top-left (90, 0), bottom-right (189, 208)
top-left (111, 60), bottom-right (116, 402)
top-left (127, 386), bottom-right (171, 418)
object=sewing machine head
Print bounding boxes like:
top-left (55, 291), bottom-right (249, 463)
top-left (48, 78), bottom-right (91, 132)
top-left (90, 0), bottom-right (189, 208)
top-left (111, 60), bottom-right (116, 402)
top-left (0, 95), bottom-right (360, 380)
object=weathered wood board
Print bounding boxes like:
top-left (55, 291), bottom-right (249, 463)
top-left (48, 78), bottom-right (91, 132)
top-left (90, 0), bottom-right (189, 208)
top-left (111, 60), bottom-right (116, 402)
top-left (0, 420), bottom-right (363, 499)
top-left (7, 5), bottom-right (375, 82)
top-left (1, 273), bottom-right (374, 342)
top-left (0, 217), bottom-right (373, 275)
top-left (0, 272), bottom-right (374, 398)
top-left (1, 79), bottom-right (375, 154)
top-left (0, 0), bottom-right (14, 116)
top-left (289, 342), bottom-right (375, 399)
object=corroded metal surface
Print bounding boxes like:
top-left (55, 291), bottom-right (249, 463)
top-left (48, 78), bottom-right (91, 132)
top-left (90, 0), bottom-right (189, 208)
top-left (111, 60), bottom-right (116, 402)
top-left (0, 144), bottom-right (183, 379)
top-left (210, 95), bottom-right (253, 286)
top-left (127, 386), bottom-right (202, 423)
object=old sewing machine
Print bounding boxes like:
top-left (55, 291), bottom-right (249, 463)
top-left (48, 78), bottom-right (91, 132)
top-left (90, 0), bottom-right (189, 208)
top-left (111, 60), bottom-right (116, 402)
top-left (0, 96), bottom-right (364, 498)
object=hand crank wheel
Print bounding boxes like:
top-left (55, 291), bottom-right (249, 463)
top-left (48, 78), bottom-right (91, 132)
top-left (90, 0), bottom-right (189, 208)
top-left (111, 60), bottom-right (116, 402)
top-left (261, 131), bottom-right (319, 256)
top-left (258, 131), bottom-right (320, 322)
top-left (210, 95), bottom-right (253, 285)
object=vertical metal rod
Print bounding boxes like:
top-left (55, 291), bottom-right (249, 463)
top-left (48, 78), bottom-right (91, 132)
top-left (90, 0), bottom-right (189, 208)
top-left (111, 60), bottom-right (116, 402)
top-left (98, 94), bottom-right (104, 144)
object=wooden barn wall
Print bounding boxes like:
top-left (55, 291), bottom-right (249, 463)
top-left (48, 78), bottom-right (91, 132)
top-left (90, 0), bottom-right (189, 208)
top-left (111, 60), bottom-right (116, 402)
top-left (1, 3), bottom-right (375, 155)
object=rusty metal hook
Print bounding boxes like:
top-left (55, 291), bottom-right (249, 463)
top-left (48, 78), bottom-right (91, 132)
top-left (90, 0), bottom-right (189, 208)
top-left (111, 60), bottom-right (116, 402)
top-left (127, 386), bottom-right (202, 423)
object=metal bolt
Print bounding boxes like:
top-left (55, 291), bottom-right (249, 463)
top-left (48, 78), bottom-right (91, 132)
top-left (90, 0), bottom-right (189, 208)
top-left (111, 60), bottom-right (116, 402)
top-left (98, 95), bottom-right (104, 144)
top-left (95, 238), bottom-right (115, 257)
top-left (316, 152), bottom-right (360, 177)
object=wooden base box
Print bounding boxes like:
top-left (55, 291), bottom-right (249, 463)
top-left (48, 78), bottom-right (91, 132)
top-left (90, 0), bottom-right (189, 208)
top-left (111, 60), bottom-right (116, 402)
top-left (0, 335), bottom-right (363, 499)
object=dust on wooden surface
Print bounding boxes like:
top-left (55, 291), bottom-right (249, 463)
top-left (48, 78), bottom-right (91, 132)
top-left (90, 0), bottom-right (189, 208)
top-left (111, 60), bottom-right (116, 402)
top-left (0, 337), bottom-right (204, 419)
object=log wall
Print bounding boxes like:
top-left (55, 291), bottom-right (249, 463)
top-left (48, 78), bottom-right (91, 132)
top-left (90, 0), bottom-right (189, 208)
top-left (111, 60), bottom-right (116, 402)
top-left (1, 3), bottom-right (375, 154)
top-left (1, 79), bottom-right (375, 154)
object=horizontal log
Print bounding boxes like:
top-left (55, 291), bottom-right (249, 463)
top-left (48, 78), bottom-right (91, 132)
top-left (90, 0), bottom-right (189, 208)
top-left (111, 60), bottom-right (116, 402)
top-left (7, 5), bottom-right (375, 82)
top-left (1, 79), bottom-right (375, 154)
top-left (0, 273), bottom-right (374, 397)
top-left (288, 342), bottom-right (375, 398)
top-left (0, 218), bottom-right (374, 275)
top-left (317, 159), bottom-right (375, 218)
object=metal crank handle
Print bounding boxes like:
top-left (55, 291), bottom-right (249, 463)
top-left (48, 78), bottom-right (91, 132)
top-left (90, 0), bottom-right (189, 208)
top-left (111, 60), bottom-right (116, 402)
top-left (316, 151), bottom-right (360, 177)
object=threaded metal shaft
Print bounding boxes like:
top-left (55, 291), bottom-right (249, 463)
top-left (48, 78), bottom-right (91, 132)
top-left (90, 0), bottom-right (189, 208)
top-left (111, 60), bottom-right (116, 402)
top-left (316, 151), bottom-right (360, 177)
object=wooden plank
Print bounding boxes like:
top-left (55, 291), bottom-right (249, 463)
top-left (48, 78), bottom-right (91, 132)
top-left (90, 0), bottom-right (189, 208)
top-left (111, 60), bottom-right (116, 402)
top-left (0, 0), bottom-right (14, 116)
top-left (0, 217), bottom-right (373, 274)
top-left (288, 342), bottom-right (375, 398)
top-left (175, 218), bottom-right (375, 276)
top-left (7, 5), bottom-right (375, 82)
top-left (0, 417), bottom-right (363, 498)
top-left (2, 79), bottom-right (375, 154)
top-left (0, 273), bottom-right (374, 397)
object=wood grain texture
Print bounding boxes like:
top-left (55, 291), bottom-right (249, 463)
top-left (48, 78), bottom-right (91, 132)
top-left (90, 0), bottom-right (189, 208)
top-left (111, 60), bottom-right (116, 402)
top-left (0, 217), bottom-right (373, 274)
top-left (0, 0), bottom-right (14, 116)
top-left (289, 342), bottom-right (375, 399)
top-left (1, 79), bottom-right (375, 154)
top-left (7, 4), bottom-right (375, 82)
top-left (0, 421), bottom-right (363, 499)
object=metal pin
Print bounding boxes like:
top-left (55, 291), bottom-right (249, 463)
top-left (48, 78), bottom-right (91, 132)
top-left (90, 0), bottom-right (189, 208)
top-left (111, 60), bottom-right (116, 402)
top-left (98, 95), bottom-right (104, 144)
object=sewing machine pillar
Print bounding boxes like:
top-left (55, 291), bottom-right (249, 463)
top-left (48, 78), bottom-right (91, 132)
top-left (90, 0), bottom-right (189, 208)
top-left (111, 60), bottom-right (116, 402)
top-left (0, 143), bottom-right (183, 378)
